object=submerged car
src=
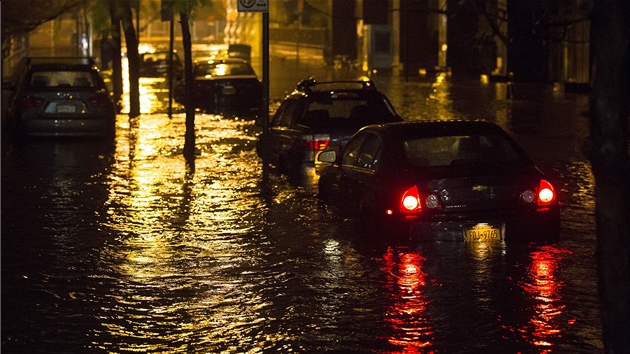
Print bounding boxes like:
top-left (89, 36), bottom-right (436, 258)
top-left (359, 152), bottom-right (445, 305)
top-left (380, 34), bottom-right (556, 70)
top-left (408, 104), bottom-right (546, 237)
top-left (3, 57), bottom-right (116, 137)
top-left (317, 120), bottom-right (560, 242)
top-left (256, 77), bottom-right (403, 178)
top-left (174, 57), bottom-right (261, 117)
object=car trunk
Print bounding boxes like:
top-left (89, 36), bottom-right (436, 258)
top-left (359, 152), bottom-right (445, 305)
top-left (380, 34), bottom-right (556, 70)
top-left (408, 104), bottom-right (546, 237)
top-left (194, 77), bottom-right (261, 104)
top-left (34, 90), bottom-right (101, 118)
top-left (410, 164), bottom-right (539, 214)
top-left (307, 120), bottom-right (370, 152)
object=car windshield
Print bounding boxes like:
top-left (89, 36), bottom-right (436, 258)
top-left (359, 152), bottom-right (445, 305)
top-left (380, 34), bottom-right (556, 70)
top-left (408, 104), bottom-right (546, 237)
top-left (28, 70), bottom-right (100, 89)
top-left (298, 97), bottom-right (398, 127)
top-left (403, 134), bottom-right (521, 167)
top-left (194, 63), bottom-right (255, 77)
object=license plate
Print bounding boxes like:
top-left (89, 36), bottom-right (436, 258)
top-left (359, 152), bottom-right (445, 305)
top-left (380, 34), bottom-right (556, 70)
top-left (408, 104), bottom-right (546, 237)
top-left (464, 223), bottom-right (501, 241)
top-left (57, 104), bottom-right (76, 113)
top-left (222, 86), bottom-right (236, 95)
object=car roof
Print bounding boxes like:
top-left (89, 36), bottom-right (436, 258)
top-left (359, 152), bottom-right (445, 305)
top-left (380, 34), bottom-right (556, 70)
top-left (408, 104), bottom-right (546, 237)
top-left (29, 63), bottom-right (98, 72)
top-left (194, 57), bottom-right (249, 65)
top-left (364, 120), bottom-right (510, 139)
top-left (23, 57), bottom-right (98, 71)
top-left (289, 77), bottom-right (380, 97)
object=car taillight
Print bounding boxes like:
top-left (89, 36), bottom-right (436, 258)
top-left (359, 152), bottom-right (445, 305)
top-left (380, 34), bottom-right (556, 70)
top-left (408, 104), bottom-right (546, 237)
top-left (21, 96), bottom-right (45, 108)
top-left (519, 179), bottom-right (557, 207)
top-left (389, 186), bottom-right (442, 216)
top-left (299, 134), bottom-right (330, 151)
top-left (537, 179), bottom-right (556, 206)
top-left (89, 94), bottom-right (112, 107)
top-left (401, 185), bottom-right (422, 212)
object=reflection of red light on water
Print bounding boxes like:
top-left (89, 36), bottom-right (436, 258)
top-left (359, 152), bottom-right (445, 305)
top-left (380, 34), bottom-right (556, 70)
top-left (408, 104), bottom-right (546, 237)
top-left (380, 247), bottom-right (434, 352)
top-left (503, 245), bottom-right (576, 352)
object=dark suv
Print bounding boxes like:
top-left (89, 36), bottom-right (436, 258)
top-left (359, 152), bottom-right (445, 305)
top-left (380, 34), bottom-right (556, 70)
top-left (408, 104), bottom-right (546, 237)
top-left (256, 77), bottom-right (403, 178)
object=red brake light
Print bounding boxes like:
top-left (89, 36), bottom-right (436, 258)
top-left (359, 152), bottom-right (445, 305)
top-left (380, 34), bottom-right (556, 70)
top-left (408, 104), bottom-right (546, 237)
top-left (401, 185), bottom-right (422, 212)
top-left (21, 96), bottom-right (45, 108)
top-left (299, 134), bottom-right (330, 151)
top-left (537, 179), bottom-right (556, 206)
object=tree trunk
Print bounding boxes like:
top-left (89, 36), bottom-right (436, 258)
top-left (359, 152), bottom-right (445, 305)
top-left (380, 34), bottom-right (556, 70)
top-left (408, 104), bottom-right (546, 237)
top-left (588, 0), bottom-right (630, 353)
top-left (109, 2), bottom-right (123, 113)
top-left (180, 10), bottom-right (196, 160)
top-left (120, 0), bottom-right (140, 118)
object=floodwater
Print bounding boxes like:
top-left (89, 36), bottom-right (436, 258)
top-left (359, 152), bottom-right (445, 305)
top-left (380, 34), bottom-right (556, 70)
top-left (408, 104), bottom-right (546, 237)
top-left (1, 60), bottom-right (602, 353)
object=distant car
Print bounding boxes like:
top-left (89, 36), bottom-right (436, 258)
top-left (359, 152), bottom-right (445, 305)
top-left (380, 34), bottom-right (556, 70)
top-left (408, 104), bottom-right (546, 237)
top-left (174, 57), bottom-right (262, 117)
top-left (3, 57), bottom-right (116, 137)
top-left (256, 77), bottom-right (403, 178)
top-left (317, 120), bottom-right (560, 242)
top-left (139, 51), bottom-right (183, 79)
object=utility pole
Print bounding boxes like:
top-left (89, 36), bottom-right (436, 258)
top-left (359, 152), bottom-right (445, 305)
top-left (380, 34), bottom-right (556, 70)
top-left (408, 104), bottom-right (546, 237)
top-left (392, 0), bottom-right (401, 76)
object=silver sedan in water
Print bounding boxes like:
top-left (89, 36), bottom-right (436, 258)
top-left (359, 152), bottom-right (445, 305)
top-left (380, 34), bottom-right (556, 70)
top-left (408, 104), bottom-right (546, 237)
top-left (3, 57), bottom-right (116, 137)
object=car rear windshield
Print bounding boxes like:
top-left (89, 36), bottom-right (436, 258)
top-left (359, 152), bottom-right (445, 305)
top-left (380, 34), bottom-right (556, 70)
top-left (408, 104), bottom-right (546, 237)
top-left (194, 62), bottom-right (256, 77)
top-left (28, 70), bottom-right (103, 89)
top-left (403, 134), bottom-right (521, 167)
top-left (297, 97), bottom-right (398, 128)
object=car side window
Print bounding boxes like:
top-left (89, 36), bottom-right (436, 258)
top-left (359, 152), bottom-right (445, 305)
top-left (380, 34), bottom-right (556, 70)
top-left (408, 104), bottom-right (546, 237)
top-left (341, 134), bottom-right (367, 166)
top-left (270, 103), bottom-right (287, 127)
top-left (271, 100), bottom-right (294, 127)
top-left (273, 99), bottom-right (301, 128)
top-left (356, 133), bottom-right (382, 170)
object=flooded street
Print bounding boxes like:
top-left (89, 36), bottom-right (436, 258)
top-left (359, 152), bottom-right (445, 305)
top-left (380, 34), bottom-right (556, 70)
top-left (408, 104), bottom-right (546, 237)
top-left (1, 60), bottom-right (602, 353)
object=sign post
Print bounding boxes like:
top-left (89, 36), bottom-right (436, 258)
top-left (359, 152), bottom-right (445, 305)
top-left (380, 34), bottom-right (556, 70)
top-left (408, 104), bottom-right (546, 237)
top-left (237, 0), bottom-right (270, 186)
top-left (237, 0), bottom-right (269, 13)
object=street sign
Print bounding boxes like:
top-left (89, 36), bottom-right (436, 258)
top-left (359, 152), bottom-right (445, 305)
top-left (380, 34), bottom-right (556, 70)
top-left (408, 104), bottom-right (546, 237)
top-left (237, 0), bottom-right (268, 13)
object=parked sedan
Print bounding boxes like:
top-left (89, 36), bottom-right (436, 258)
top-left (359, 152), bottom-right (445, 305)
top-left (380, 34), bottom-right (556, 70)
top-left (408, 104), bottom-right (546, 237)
top-left (317, 120), bottom-right (560, 242)
top-left (3, 57), bottom-right (116, 137)
top-left (256, 77), bottom-right (403, 178)
top-left (139, 51), bottom-right (183, 79)
top-left (174, 58), bottom-right (261, 117)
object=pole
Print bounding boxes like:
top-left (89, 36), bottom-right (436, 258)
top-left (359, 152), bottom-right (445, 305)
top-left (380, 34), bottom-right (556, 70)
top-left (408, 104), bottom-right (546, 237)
top-left (262, 12), bottom-right (270, 187)
top-left (168, 14), bottom-right (174, 118)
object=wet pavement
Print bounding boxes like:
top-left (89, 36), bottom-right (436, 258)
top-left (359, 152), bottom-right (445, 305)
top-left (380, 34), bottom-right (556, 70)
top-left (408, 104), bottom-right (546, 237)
top-left (1, 58), bottom-right (602, 353)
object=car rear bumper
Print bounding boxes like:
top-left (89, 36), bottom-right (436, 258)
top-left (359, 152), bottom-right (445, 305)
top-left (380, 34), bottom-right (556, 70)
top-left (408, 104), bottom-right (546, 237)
top-left (16, 117), bottom-right (115, 137)
top-left (386, 208), bottom-right (561, 242)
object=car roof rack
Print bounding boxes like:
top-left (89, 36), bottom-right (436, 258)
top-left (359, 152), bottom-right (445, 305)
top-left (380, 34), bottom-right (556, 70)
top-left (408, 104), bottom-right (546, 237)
top-left (295, 76), bottom-right (377, 93)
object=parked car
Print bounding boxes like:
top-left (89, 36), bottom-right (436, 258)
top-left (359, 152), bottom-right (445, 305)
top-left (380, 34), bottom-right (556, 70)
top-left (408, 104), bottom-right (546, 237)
top-left (2, 57), bottom-right (116, 137)
top-left (256, 77), bottom-right (403, 178)
top-left (317, 120), bottom-right (560, 242)
top-left (139, 51), bottom-right (183, 79)
top-left (174, 57), bottom-right (262, 117)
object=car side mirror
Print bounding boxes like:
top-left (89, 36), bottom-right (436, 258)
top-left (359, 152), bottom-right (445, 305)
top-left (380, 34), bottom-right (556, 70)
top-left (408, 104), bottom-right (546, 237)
top-left (318, 150), bottom-right (337, 163)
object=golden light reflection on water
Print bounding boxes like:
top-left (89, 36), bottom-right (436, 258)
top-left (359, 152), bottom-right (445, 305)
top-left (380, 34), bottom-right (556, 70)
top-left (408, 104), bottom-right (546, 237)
top-left (119, 57), bottom-right (182, 114)
top-left (380, 247), bottom-right (434, 352)
top-left (97, 109), bottom-right (267, 350)
top-left (429, 73), bottom-right (453, 121)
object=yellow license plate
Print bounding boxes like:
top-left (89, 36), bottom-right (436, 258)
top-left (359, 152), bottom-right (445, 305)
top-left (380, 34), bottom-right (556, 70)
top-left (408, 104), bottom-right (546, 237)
top-left (464, 224), bottom-right (501, 241)
top-left (57, 104), bottom-right (76, 113)
top-left (222, 86), bottom-right (236, 95)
